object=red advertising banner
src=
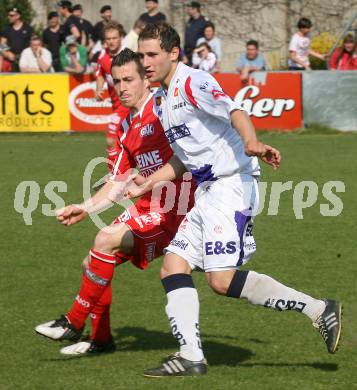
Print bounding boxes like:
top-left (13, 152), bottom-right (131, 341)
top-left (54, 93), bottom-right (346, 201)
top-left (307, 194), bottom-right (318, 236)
top-left (69, 72), bottom-right (302, 131)
top-left (69, 74), bottom-right (113, 132)
top-left (213, 72), bottom-right (302, 130)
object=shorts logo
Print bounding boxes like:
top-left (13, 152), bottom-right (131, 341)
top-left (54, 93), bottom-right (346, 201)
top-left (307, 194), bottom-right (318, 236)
top-left (165, 123), bottom-right (191, 144)
top-left (118, 209), bottom-right (131, 222)
top-left (214, 225), bottom-right (223, 234)
top-left (205, 241), bottom-right (237, 255)
top-left (145, 242), bottom-right (156, 262)
top-left (140, 124), bottom-right (154, 137)
top-left (171, 239), bottom-right (189, 250)
top-left (134, 212), bottom-right (162, 228)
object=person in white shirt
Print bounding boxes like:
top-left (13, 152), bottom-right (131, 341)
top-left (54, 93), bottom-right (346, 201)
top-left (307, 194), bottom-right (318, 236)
top-left (132, 23), bottom-right (342, 377)
top-left (196, 21), bottom-right (221, 69)
top-left (288, 17), bottom-right (325, 70)
top-left (123, 19), bottom-right (146, 52)
top-left (192, 42), bottom-right (216, 73)
top-left (19, 34), bottom-right (52, 73)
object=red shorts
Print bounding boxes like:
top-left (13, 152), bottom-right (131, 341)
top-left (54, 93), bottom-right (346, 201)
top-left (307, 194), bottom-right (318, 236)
top-left (112, 203), bottom-right (184, 270)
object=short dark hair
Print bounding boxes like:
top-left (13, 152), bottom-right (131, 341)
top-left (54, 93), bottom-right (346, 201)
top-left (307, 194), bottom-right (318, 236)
top-left (57, 1), bottom-right (72, 10)
top-left (72, 4), bottom-right (83, 11)
top-left (204, 21), bottom-right (215, 31)
top-left (103, 21), bottom-right (125, 38)
top-left (197, 42), bottom-right (211, 52)
top-left (297, 17), bottom-right (312, 29)
top-left (7, 7), bottom-right (22, 15)
top-left (100, 5), bottom-right (111, 13)
top-left (139, 22), bottom-right (181, 53)
top-left (111, 48), bottom-right (146, 79)
top-left (246, 39), bottom-right (259, 48)
top-left (48, 11), bottom-right (59, 20)
top-left (30, 34), bottom-right (42, 42)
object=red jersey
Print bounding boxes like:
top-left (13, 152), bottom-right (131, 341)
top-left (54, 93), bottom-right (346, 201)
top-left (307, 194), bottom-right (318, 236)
top-left (111, 93), bottom-right (194, 236)
top-left (96, 48), bottom-right (128, 117)
top-left (329, 48), bottom-right (357, 70)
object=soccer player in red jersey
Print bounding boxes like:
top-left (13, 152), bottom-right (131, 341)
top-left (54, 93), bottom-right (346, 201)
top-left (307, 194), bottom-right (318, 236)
top-left (95, 21), bottom-right (130, 168)
top-left (35, 48), bottom-right (194, 355)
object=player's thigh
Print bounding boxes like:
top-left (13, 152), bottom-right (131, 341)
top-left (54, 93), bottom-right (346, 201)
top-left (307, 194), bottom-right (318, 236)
top-left (161, 252), bottom-right (193, 279)
top-left (94, 222), bottom-right (134, 254)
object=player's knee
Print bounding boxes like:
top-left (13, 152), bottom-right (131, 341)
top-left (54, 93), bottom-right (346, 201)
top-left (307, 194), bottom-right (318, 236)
top-left (160, 253), bottom-right (191, 280)
top-left (208, 278), bottom-right (229, 295)
top-left (93, 229), bottom-right (117, 254)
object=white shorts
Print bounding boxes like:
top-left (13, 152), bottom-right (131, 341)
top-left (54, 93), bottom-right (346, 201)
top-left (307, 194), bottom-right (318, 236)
top-left (165, 174), bottom-right (259, 272)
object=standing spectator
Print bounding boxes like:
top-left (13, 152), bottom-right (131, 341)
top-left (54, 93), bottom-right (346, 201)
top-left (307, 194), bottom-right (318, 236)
top-left (123, 19), bottom-right (146, 52)
top-left (184, 1), bottom-right (207, 65)
top-left (57, 0), bottom-right (81, 43)
top-left (192, 42), bottom-right (217, 73)
top-left (196, 22), bottom-right (221, 69)
top-left (0, 44), bottom-right (13, 72)
top-left (139, 0), bottom-right (166, 25)
top-left (60, 35), bottom-right (87, 74)
top-left (72, 4), bottom-right (94, 49)
top-left (43, 12), bottom-right (62, 72)
top-left (93, 5), bottom-right (112, 43)
top-left (19, 35), bottom-right (52, 73)
top-left (288, 17), bottom-right (325, 70)
top-left (236, 40), bottom-right (266, 82)
top-left (329, 35), bottom-right (357, 71)
top-left (0, 7), bottom-right (33, 71)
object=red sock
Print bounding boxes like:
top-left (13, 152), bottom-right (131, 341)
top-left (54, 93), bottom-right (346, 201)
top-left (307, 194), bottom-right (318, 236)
top-left (67, 249), bottom-right (116, 330)
top-left (90, 284), bottom-right (112, 344)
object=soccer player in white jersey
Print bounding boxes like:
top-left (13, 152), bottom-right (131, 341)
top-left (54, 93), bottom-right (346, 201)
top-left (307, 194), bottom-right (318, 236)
top-left (131, 23), bottom-right (342, 377)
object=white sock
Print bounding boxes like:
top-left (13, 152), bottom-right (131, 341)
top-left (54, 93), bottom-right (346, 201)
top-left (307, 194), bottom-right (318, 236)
top-left (165, 287), bottom-right (204, 361)
top-left (241, 271), bottom-right (326, 322)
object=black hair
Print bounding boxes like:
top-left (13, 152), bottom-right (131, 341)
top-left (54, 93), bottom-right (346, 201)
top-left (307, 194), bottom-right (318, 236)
top-left (111, 48), bottom-right (146, 79)
top-left (246, 39), bottom-right (259, 48)
top-left (100, 5), bottom-right (111, 13)
top-left (139, 22), bottom-right (181, 53)
top-left (297, 17), bottom-right (312, 29)
top-left (204, 21), bottom-right (215, 31)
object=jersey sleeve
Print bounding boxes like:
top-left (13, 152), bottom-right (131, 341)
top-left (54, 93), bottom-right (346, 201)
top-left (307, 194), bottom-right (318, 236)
top-left (181, 71), bottom-right (244, 123)
top-left (95, 51), bottom-right (105, 77)
top-left (289, 34), bottom-right (298, 52)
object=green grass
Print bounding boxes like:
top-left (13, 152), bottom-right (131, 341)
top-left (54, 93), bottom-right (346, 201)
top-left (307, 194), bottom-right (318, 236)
top-left (0, 132), bottom-right (357, 390)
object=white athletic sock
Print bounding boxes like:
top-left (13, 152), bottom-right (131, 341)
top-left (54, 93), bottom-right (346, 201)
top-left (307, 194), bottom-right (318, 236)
top-left (165, 287), bottom-right (204, 361)
top-left (241, 271), bottom-right (326, 322)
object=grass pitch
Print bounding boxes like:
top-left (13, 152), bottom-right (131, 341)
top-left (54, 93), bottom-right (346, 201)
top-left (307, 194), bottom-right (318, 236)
top-left (0, 131), bottom-right (356, 390)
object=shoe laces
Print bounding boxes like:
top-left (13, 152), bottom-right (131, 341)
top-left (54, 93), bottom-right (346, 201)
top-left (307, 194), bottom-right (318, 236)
top-left (313, 316), bottom-right (328, 341)
top-left (52, 315), bottom-right (69, 328)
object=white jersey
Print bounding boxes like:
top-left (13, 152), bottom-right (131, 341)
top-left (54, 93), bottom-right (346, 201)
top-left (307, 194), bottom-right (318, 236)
top-left (153, 62), bottom-right (260, 185)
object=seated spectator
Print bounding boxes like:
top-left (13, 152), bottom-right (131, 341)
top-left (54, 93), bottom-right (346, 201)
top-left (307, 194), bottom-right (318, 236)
top-left (329, 34), bottom-right (357, 71)
top-left (0, 44), bottom-right (13, 72)
top-left (93, 5), bottom-right (112, 43)
top-left (236, 40), bottom-right (266, 82)
top-left (19, 35), bottom-right (52, 73)
top-left (196, 21), bottom-right (221, 69)
top-left (43, 12), bottom-right (61, 72)
top-left (0, 7), bottom-right (33, 71)
top-left (288, 17), bottom-right (325, 70)
top-left (60, 35), bottom-right (87, 74)
top-left (192, 42), bottom-right (217, 73)
top-left (123, 19), bottom-right (146, 52)
top-left (72, 4), bottom-right (94, 50)
top-left (139, 0), bottom-right (166, 25)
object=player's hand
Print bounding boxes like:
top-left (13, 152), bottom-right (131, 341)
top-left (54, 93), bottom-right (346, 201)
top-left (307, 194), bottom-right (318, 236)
top-left (124, 179), bottom-right (153, 199)
top-left (245, 139), bottom-right (281, 170)
top-left (95, 89), bottom-right (104, 101)
top-left (56, 204), bottom-right (88, 226)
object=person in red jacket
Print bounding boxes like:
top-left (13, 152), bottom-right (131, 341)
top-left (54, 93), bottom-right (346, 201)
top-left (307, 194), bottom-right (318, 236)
top-left (329, 34), bottom-right (357, 71)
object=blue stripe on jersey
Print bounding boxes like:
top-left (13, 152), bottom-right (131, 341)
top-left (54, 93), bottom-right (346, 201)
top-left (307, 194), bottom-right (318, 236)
top-left (191, 164), bottom-right (217, 186)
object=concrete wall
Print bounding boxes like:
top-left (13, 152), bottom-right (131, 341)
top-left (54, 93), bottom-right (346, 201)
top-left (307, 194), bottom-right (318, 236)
top-left (32, 0), bottom-right (357, 71)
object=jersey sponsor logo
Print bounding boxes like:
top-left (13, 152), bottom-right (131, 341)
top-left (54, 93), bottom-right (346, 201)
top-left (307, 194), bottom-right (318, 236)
top-left (134, 150), bottom-right (163, 176)
top-left (170, 239), bottom-right (189, 251)
top-left (205, 241), bottom-right (237, 255)
top-left (172, 101), bottom-right (186, 110)
top-left (165, 124), bottom-right (191, 144)
top-left (134, 212), bottom-right (162, 228)
top-left (140, 123), bottom-right (154, 137)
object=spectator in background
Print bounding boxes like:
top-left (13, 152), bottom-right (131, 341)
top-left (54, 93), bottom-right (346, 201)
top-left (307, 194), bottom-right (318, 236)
top-left (72, 4), bottom-right (94, 50)
top-left (43, 12), bottom-right (62, 72)
top-left (196, 22), bottom-right (221, 70)
top-left (57, 0), bottom-right (82, 43)
top-left (288, 17), bottom-right (325, 70)
top-left (60, 35), bottom-right (87, 74)
top-left (329, 34), bottom-right (357, 71)
top-left (192, 42), bottom-right (217, 73)
top-left (123, 19), bottom-right (146, 52)
top-left (139, 0), bottom-right (166, 25)
top-left (93, 5), bottom-right (112, 43)
top-left (0, 44), bottom-right (13, 72)
top-left (236, 40), bottom-right (266, 82)
top-left (184, 1), bottom-right (207, 65)
top-left (0, 7), bottom-right (33, 71)
top-left (19, 35), bottom-right (52, 73)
